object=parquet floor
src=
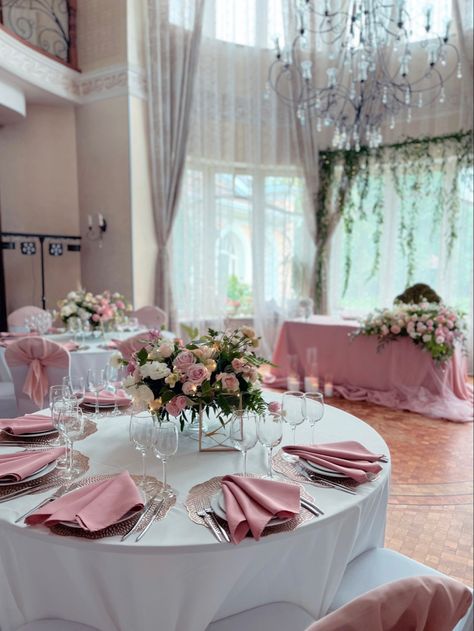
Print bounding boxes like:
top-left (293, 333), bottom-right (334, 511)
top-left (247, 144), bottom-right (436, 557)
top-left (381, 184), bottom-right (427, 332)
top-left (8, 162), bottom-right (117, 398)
top-left (327, 396), bottom-right (474, 586)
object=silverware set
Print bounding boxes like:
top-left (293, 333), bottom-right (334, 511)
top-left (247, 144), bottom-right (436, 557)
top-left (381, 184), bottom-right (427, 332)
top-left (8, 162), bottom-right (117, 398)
top-left (295, 463), bottom-right (357, 495)
top-left (197, 508), bottom-right (231, 543)
top-left (121, 491), bottom-right (165, 543)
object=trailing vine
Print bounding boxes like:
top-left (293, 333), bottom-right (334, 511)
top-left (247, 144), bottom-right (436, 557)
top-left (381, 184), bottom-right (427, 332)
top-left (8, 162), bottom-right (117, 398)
top-left (315, 130), bottom-right (473, 310)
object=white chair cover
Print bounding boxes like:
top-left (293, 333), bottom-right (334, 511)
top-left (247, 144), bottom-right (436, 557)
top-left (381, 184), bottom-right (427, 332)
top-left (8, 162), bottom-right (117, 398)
top-left (17, 620), bottom-right (100, 631)
top-left (132, 305), bottom-right (167, 329)
top-left (7, 306), bottom-right (46, 333)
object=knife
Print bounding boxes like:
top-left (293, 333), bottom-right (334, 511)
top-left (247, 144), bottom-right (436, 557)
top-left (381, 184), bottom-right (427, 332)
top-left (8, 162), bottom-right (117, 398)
top-left (0, 480), bottom-right (61, 504)
top-left (296, 463), bottom-right (357, 495)
top-left (135, 498), bottom-right (165, 542)
top-left (121, 491), bottom-right (160, 542)
top-left (300, 497), bottom-right (323, 517)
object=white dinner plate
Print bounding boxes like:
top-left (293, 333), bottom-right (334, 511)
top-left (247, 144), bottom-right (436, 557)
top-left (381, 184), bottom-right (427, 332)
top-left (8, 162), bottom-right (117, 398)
top-left (0, 459), bottom-right (58, 486)
top-left (211, 491), bottom-right (293, 528)
top-left (1, 427), bottom-right (58, 438)
top-left (300, 459), bottom-right (351, 479)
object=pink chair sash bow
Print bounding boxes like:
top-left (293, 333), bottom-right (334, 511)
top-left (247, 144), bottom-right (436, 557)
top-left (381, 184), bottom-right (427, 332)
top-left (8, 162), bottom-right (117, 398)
top-left (5, 337), bottom-right (69, 407)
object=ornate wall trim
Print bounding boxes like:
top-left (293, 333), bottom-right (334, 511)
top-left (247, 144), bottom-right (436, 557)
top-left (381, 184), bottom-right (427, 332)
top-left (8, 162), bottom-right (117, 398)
top-left (0, 29), bottom-right (147, 105)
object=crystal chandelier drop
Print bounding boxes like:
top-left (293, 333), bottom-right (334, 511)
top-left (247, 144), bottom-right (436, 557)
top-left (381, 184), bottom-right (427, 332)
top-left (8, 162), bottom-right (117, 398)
top-left (267, 0), bottom-right (462, 149)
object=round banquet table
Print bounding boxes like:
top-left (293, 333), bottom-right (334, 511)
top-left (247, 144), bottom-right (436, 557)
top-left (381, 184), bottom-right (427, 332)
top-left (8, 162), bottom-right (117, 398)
top-left (0, 330), bottom-right (175, 385)
top-left (0, 400), bottom-right (390, 631)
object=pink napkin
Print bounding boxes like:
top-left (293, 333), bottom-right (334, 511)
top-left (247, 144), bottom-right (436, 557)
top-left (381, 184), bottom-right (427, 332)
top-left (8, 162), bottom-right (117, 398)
top-left (26, 470), bottom-right (144, 532)
top-left (83, 389), bottom-right (131, 406)
top-left (0, 447), bottom-right (65, 482)
top-left (62, 341), bottom-right (80, 352)
top-left (282, 441), bottom-right (385, 483)
top-left (0, 414), bottom-right (55, 435)
top-left (221, 475), bottom-right (300, 544)
top-left (106, 341), bottom-right (118, 349)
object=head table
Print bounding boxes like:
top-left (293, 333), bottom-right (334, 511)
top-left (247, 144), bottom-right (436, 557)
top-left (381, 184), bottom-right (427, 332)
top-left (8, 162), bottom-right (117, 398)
top-left (0, 398), bottom-right (390, 631)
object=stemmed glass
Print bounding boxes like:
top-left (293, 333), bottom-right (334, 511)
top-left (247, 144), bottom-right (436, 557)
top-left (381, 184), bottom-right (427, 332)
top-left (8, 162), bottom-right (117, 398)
top-left (305, 392), bottom-right (325, 444)
top-left (281, 391), bottom-right (306, 462)
top-left (153, 421), bottom-right (178, 497)
top-left (48, 385), bottom-right (71, 456)
top-left (61, 406), bottom-right (85, 480)
top-left (105, 364), bottom-right (126, 416)
top-left (62, 376), bottom-right (85, 406)
top-left (51, 399), bottom-right (72, 471)
top-left (87, 368), bottom-right (105, 419)
top-left (129, 411), bottom-right (155, 496)
top-left (257, 412), bottom-right (283, 479)
top-left (228, 412), bottom-right (258, 475)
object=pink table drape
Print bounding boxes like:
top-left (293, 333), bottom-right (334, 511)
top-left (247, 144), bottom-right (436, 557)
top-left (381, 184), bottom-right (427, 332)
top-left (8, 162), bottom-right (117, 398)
top-left (270, 317), bottom-right (473, 423)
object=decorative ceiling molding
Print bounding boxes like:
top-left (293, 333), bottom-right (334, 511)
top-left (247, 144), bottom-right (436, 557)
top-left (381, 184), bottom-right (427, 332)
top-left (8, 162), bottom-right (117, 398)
top-left (0, 29), bottom-right (147, 105)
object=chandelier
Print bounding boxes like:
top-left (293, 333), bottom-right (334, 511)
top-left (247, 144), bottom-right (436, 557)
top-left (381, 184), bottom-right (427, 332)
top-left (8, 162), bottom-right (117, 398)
top-left (267, 0), bottom-right (462, 149)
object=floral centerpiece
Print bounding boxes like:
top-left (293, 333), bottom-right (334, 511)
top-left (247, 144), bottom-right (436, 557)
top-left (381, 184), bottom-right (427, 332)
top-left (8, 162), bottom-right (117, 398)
top-left (58, 289), bottom-right (132, 330)
top-left (355, 302), bottom-right (466, 363)
top-left (122, 327), bottom-right (277, 430)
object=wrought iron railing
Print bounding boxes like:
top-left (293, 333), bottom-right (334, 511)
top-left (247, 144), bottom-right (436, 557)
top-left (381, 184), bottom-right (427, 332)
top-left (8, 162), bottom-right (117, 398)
top-left (0, 0), bottom-right (77, 69)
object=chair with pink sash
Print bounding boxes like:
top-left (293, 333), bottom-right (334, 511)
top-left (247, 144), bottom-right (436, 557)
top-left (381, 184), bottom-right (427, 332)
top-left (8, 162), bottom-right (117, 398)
top-left (7, 306), bottom-right (46, 333)
top-left (4, 337), bottom-right (70, 414)
top-left (132, 305), bottom-right (167, 330)
top-left (206, 548), bottom-right (472, 631)
top-left (112, 331), bottom-right (159, 361)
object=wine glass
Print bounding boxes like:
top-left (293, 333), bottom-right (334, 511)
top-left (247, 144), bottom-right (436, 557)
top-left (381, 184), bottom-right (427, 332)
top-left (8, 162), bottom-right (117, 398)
top-left (51, 399), bottom-right (72, 471)
top-left (87, 368), bottom-right (105, 419)
top-left (62, 375), bottom-right (86, 406)
top-left (281, 391), bottom-right (306, 462)
top-left (228, 412), bottom-right (258, 475)
top-left (61, 406), bottom-right (85, 480)
top-left (105, 364), bottom-right (126, 416)
top-left (305, 392), bottom-right (325, 444)
top-left (153, 421), bottom-right (178, 497)
top-left (129, 411), bottom-right (155, 496)
top-left (257, 412), bottom-right (283, 479)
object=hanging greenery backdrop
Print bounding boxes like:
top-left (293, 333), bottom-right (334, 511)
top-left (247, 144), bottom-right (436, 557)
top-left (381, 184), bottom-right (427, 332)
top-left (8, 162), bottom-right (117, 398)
top-left (315, 131), bottom-right (473, 312)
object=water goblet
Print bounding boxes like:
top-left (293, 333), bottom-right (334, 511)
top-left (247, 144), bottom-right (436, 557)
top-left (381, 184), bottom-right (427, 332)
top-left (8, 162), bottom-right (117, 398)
top-left (62, 375), bottom-right (86, 406)
top-left (153, 421), bottom-right (178, 497)
top-left (61, 406), bottom-right (85, 480)
top-left (87, 368), bottom-right (105, 419)
top-left (105, 364), bottom-right (126, 416)
top-left (51, 399), bottom-right (72, 471)
top-left (257, 412), bottom-right (283, 479)
top-left (129, 411), bottom-right (155, 496)
top-left (304, 392), bottom-right (324, 444)
top-left (228, 412), bottom-right (258, 475)
top-left (281, 391), bottom-right (306, 462)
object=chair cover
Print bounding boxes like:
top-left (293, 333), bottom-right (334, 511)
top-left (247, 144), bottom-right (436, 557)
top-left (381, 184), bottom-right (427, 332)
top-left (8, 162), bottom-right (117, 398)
top-left (17, 620), bottom-right (100, 631)
top-left (7, 306), bottom-right (46, 333)
top-left (113, 331), bottom-right (158, 361)
top-left (307, 575), bottom-right (472, 631)
top-left (5, 337), bottom-right (70, 413)
top-left (132, 305), bottom-right (167, 329)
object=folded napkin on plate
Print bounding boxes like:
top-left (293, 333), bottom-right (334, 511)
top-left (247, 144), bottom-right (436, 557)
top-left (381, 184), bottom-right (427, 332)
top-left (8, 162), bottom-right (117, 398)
top-left (106, 340), bottom-right (118, 349)
top-left (282, 441), bottom-right (384, 483)
top-left (0, 414), bottom-right (55, 435)
top-left (0, 447), bottom-right (65, 482)
top-left (221, 475), bottom-right (300, 544)
top-left (25, 470), bottom-right (144, 532)
top-left (83, 389), bottom-right (131, 406)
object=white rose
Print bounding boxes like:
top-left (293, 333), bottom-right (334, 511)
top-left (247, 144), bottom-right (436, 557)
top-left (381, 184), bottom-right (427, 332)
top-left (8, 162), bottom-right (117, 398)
top-left (140, 361), bottom-right (170, 380)
top-left (123, 375), bottom-right (137, 392)
top-left (61, 306), bottom-right (72, 317)
top-left (67, 291), bottom-right (77, 300)
top-left (422, 334), bottom-right (432, 342)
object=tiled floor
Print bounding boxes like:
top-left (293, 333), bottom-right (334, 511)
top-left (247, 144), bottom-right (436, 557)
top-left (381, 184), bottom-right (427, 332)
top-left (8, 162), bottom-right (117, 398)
top-left (327, 396), bottom-right (473, 586)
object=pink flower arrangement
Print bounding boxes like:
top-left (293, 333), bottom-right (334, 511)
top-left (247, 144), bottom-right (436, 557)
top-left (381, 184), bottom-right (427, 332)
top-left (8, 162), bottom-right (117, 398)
top-left (356, 302), bottom-right (466, 363)
top-left (58, 289), bottom-right (132, 330)
top-left (122, 327), bottom-right (272, 429)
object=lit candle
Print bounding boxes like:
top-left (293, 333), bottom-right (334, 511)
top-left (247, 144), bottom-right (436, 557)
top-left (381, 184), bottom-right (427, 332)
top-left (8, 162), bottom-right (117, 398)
top-left (324, 380), bottom-right (334, 397)
top-left (287, 375), bottom-right (300, 391)
top-left (88, 215), bottom-right (92, 229)
top-left (304, 376), bottom-right (319, 393)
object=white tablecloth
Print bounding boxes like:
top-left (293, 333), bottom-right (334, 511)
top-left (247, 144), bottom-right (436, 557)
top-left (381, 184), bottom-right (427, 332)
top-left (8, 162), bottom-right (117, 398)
top-left (0, 401), bottom-right (390, 631)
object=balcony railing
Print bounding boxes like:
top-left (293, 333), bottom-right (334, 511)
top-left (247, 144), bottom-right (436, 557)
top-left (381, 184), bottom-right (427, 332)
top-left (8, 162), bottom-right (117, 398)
top-left (0, 0), bottom-right (77, 69)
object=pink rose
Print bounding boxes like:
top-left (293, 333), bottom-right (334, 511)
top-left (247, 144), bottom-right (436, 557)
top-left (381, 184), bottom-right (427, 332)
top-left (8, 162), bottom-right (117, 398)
top-left (381, 325), bottom-right (389, 336)
top-left (127, 360), bottom-right (137, 375)
top-left (268, 401), bottom-right (281, 413)
top-left (158, 343), bottom-right (174, 358)
top-left (186, 364), bottom-right (209, 385)
top-left (166, 395), bottom-right (187, 417)
top-left (173, 351), bottom-right (196, 371)
top-left (116, 300), bottom-right (125, 309)
top-left (182, 381), bottom-right (197, 395)
top-left (435, 335), bottom-right (445, 344)
top-left (92, 314), bottom-right (100, 322)
top-left (217, 372), bottom-right (240, 392)
top-left (242, 366), bottom-right (258, 383)
top-left (231, 358), bottom-right (245, 373)
top-left (390, 325), bottom-right (401, 335)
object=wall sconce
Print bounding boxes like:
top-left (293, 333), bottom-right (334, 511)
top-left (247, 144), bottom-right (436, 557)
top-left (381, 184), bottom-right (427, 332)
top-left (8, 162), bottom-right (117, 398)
top-left (87, 212), bottom-right (107, 248)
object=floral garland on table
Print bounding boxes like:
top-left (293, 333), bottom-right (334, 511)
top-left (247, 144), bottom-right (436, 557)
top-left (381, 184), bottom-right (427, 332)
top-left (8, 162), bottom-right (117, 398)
top-left (122, 327), bottom-right (279, 430)
top-left (355, 302), bottom-right (467, 363)
top-left (58, 289), bottom-right (132, 330)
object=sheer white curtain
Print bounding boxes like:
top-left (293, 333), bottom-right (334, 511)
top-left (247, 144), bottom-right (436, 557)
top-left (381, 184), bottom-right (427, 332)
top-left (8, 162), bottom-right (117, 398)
top-left (171, 0), bottom-right (315, 356)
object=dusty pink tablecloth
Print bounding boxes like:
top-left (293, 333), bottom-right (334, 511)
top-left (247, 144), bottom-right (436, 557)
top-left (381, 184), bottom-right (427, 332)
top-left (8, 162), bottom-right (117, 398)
top-left (270, 316), bottom-right (473, 423)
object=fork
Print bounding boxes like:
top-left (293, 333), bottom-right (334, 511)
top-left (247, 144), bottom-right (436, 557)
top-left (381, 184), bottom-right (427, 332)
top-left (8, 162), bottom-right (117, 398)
top-left (14, 478), bottom-right (82, 523)
top-left (197, 509), bottom-right (224, 542)
top-left (204, 508), bottom-right (230, 542)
